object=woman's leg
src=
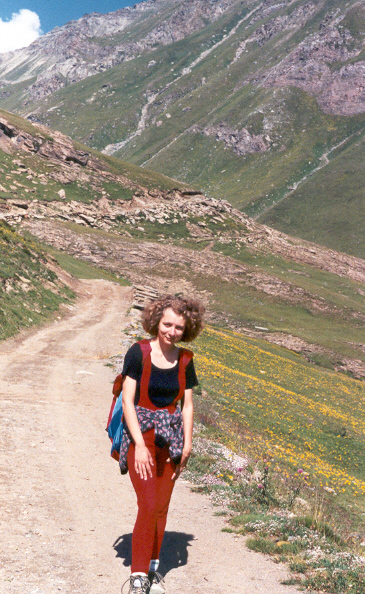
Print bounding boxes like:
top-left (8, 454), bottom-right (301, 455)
top-left (151, 444), bottom-right (176, 560)
top-left (128, 430), bottom-right (176, 574)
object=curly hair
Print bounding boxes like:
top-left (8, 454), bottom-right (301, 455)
top-left (142, 294), bottom-right (205, 342)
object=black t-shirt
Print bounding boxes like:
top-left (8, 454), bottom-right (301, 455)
top-left (122, 342), bottom-right (198, 408)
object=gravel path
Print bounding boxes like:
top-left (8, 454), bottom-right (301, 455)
top-left (0, 279), bottom-right (299, 594)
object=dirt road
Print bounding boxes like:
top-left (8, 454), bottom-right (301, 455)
top-left (0, 279), bottom-right (299, 594)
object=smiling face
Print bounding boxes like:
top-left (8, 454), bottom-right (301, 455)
top-left (157, 307), bottom-right (186, 347)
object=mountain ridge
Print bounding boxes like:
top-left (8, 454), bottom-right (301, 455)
top-left (0, 0), bottom-right (365, 261)
top-left (0, 0), bottom-right (239, 103)
top-left (2, 1), bottom-right (365, 116)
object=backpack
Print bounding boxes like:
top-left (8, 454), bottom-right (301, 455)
top-left (106, 339), bottom-right (193, 461)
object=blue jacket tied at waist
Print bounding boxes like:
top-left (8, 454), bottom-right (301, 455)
top-left (119, 406), bottom-right (184, 474)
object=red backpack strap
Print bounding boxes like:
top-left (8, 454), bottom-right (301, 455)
top-left (174, 348), bottom-right (194, 404)
top-left (138, 338), bottom-right (152, 360)
top-left (112, 374), bottom-right (124, 398)
top-left (108, 339), bottom-right (151, 422)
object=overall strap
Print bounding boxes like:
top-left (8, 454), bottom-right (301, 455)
top-left (173, 348), bottom-right (194, 405)
top-left (139, 338), bottom-right (153, 406)
top-left (137, 343), bottom-right (194, 409)
top-left (111, 339), bottom-right (151, 401)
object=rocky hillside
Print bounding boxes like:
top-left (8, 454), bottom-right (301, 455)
top-left (1, 0), bottom-right (365, 116)
top-left (0, 0), bottom-right (238, 102)
top-left (0, 108), bottom-right (190, 200)
top-left (1, 109), bottom-right (365, 380)
top-left (0, 219), bottom-right (75, 340)
top-left (0, 0), bottom-right (365, 259)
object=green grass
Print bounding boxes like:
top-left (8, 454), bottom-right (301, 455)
top-left (0, 221), bottom-right (74, 339)
top-left (116, 72), bottom-right (365, 256)
top-left (340, 4), bottom-right (365, 40)
top-left (193, 326), bottom-right (365, 508)
top-left (0, 221), bottom-right (130, 343)
top-left (259, 128), bottom-right (365, 259)
top-left (191, 263), bottom-right (365, 369)
top-left (41, 243), bottom-right (130, 284)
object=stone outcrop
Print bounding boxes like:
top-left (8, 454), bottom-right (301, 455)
top-left (0, 116), bottom-right (104, 170)
top-left (260, 8), bottom-right (365, 115)
top-left (0, 114), bottom-right (138, 202)
top-left (2, 183), bottom-right (365, 288)
top-left (132, 285), bottom-right (160, 310)
top-left (197, 123), bottom-right (268, 155)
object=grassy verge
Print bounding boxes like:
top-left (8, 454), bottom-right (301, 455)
top-left (38, 242), bottom-right (130, 284)
top-left (188, 430), bottom-right (365, 593)
top-left (0, 221), bottom-right (75, 340)
top-left (187, 325), bottom-right (365, 593)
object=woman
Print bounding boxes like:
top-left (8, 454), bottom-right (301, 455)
top-left (120, 295), bottom-right (204, 594)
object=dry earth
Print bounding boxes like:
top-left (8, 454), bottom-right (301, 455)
top-left (0, 279), bottom-right (299, 594)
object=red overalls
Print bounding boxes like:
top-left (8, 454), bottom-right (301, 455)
top-left (125, 340), bottom-right (192, 573)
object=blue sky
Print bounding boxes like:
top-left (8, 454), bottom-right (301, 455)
top-left (0, 1), bottom-right (136, 53)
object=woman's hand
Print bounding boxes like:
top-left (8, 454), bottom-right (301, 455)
top-left (171, 447), bottom-right (191, 480)
top-left (134, 443), bottom-right (154, 480)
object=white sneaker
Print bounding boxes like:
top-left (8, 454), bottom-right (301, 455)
top-left (149, 571), bottom-right (165, 594)
top-left (122, 574), bottom-right (151, 594)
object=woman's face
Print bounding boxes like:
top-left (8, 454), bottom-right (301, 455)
top-left (157, 307), bottom-right (186, 346)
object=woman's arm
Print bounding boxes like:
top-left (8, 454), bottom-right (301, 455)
top-left (122, 375), bottom-right (154, 480)
top-left (172, 388), bottom-right (194, 480)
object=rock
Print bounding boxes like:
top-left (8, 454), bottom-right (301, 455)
top-left (199, 123), bottom-right (268, 155)
top-left (261, 9), bottom-right (365, 115)
top-left (292, 497), bottom-right (311, 515)
top-left (323, 487), bottom-right (337, 495)
top-left (9, 200), bottom-right (28, 209)
top-left (57, 189), bottom-right (66, 199)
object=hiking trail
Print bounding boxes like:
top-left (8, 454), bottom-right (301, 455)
top-left (0, 279), bottom-right (299, 594)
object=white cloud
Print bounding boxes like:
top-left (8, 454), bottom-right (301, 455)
top-left (0, 9), bottom-right (42, 54)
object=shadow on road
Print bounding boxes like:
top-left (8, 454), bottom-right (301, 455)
top-left (113, 531), bottom-right (195, 573)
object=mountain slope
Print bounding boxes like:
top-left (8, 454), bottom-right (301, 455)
top-left (1, 1), bottom-right (365, 258)
top-left (0, 0), bottom-right (239, 105)
top-left (1, 108), bottom-right (365, 380)
top-left (0, 107), bottom-right (191, 203)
